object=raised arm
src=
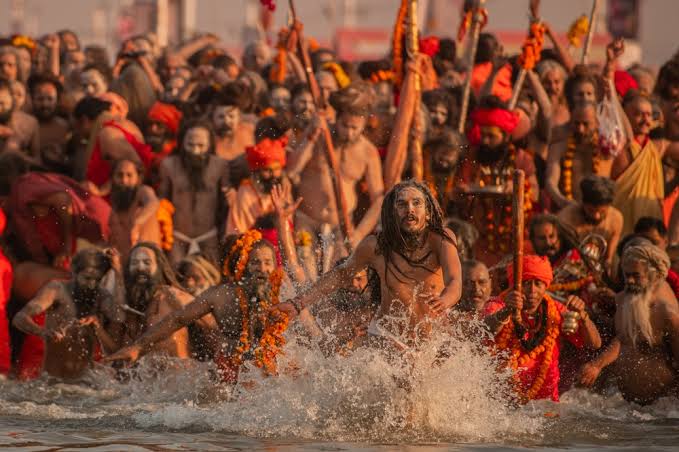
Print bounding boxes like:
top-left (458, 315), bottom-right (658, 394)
top-left (13, 282), bottom-right (61, 339)
top-left (275, 235), bottom-right (376, 319)
top-left (351, 146), bottom-right (385, 247)
top-left (131, 186), bottom-right (160, 243)
top-left (544, 22), bottom-right (575, 73)
top-left (545, 140), bottom-right (571, 209)
top-left (104, 288), bottom-right (217, 362)
top-left (271, 183), bottom-right (306, 284)
top-left (579, 337), bottom-right (621, 387)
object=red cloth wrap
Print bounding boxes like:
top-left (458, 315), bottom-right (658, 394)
top-left (246, 137), bottom-right (288, 171)
top-left (8, 173), bottom-right (111, 265)
top-left (506, 255), bottom-right (554, 287)
top-left (419, 36), bottom-right (440, 58)
top-left (467, 107), bottom-right (520, 146)
top-left (614, 70), bottom-right (639, 99)
top-left (148, 101), bottom-right (183, 135)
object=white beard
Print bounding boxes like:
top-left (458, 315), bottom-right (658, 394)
top-left (619, 285), bottom-right (656, 348)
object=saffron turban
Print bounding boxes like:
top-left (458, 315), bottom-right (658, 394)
top-left (148, 101), bottom-right (183, 135)
top-left (467, 107), bottom-right (520, 146)
top-left (506, 255), bottom-right (554, 287)
top-left (246, 137), bottom-right (288, 171)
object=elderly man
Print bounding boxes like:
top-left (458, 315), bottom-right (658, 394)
top-left (176, 254), bottom-right (221, 297)
top-left (458, 260), bottom-right (492, 313)
top-left (484, 255), bottom-right (601, 402)
top-left (580, 244), bottom-right (679, 404)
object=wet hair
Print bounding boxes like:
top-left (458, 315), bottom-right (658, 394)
top-left (72, 248), bottom-right (110, 274)
top-left (254, 115), bottom-right (291, 142)
top-left (564, 65), bottom-right (604, 111)
top-left (377, 179), bottom-right (455, 259)
top-left (126, 242), bottom-right (181, 288)
top-left (27, 72), bottom-right (63, 96)
top-left (328, 82), bottom-right (376, 117)
top-left (176, 119), bottom-right (216, 155)
top-left (580, 175), bottom-right (615, 206)
top-left (475, 33), bottom-right (500, 64)
top-left (221, 233), bottom-right (276, 279)
top-left (634, 217), bottom-right (667, 238)
top-left (73, 96), bottom-right (111, 120)
top-left (655, 58), bottom-right (679, 100)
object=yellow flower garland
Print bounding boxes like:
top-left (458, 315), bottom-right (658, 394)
top-left (223, 229), bottom-right (263, 280)
top-left (567, 15), bottom-right (589, 48)
top-left (156, 199), bottom-right (175, 251)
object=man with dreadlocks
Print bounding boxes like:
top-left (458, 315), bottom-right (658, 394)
top-left (275, 180), bottom-right (462, 351)
top-left (13, 249), bottom-right (123, 380)
top-left (118, 242), bottom-right (218, 359)
top-left (105, 231), bottom-right (309, 382)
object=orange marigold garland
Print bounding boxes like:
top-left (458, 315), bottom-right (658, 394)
top-left (322, 62), bottom-right (351, 89)
top-left (494, 294), bottom-right (561, 402)
top-left (560, 134), bottom-right (601, 200)
top-left (549, 276), bottom-right (593, 293)
top-left (223, 229), bottom-right (263, 280)
top-left (457, 7), bottom-right (488, 42)
top-left (156, 199), bottom-right (175, 251)
top-left (517, 22), bottom-right (546, 71)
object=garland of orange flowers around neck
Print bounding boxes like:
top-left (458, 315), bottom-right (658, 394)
top-left (560, 133), bottom-right (600, 201)
top-left (494, 294), bottom-right (560, 403)
top-left (220, 230), bottom-right (289, 379)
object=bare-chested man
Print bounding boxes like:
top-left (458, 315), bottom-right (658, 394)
top-left (278, 180), bottom-right (462, 351)
top-left (108, 159), bottom-right (161, 261)
top-left (119, 242), bottom-right (217, 358)
top-left (458, 260), bottom-right (492, 314)
top-left (0, 78), bottom-right (39, 157)
top-left (287, 83), bottom-right (316, 148)
top-left (580, 243), bottom-right (679, 404)
top-left (105, 232), bottom-right (296, 382)
top-left (12, 249), bottom-right (122, 380)
top-left (289, 82), bottom-right (384, 251)
top-left (158, 121), bottom-right (230, 265)
top-left (545, 101), bottom-right (615, 209)
top-left (557, 175), bottom-right (623, 266)
top-left (212, 83), bottom-right (255, 177)
top-left (27, 73), bottom-right (70, 172)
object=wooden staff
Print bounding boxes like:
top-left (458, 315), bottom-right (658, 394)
top-left (287, 0), bottom-right (355, 248)
top-left (407, 0), bottom-right (423, 181)
top-left (508, 68), bottom-right (526, 110)
top-left (512, 169), bottom-right (525, 323)
top-left (580, 0), bottom-right (600, 65)
top-left (457, 0), bottom-right (486, 134)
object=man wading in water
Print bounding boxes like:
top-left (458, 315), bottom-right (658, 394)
top-left (278, 180), bottom-right (463, 351)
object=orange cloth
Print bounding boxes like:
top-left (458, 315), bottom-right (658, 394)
top-left (246, 137), bottom-right (288, 170)
top-left (147, 101), bottom-right (182, 135)
top-left (506, 255), bottom-right (554, 287)
top-left (471, 62), bottom-right (513, 102)
top-left (98, 92), bottom-right (129, 119)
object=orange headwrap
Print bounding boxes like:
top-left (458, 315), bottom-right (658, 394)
top-left (246, 137), bottom-right (288, 171)
top-left (148, 101), bottom-right (183, 135)
top-left (506, 255), bottom-right (554, 287)
top-left (98, 92), bottom-right (129, 119)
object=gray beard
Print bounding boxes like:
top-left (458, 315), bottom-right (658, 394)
top-left (619, 286), bottom-right (656, 348)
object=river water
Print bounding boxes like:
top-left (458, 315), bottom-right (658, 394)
top-left (0, 328), bottom-right (677, 451)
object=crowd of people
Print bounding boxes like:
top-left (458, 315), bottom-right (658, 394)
top-left (0, 3), bottom-right (678, 408)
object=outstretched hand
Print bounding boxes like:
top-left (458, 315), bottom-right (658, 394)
top-left (606, 38), bottom-right (625, 62)
top-left (103, 345), bottom-right (142, 364)
top-left (271, 184), bottom-right (302, 220)
top-left (269, 301), bottom-right (301, 320)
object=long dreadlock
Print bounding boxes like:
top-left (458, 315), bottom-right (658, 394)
top-left (377, 180), bottom-right (455, 282)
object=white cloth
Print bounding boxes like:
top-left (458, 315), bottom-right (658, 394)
top-left (173, 228), bottom-right (218, 255)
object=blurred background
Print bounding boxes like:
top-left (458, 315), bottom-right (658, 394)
top-left (0, 0), bottom-right (677, 68)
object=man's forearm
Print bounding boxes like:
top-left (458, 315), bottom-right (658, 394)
top-left (13, 314), bottom-right (47, 338)
top-left (590, 337), bottom-right (621, 369)
top-left (579, 316), bottom-right (602, 349)
top-left (484, 307), bottom-right (512, 334)
top-left (353, 195), bottom-right (383, 244)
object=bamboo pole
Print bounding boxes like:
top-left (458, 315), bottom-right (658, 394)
top-left (580, 0), bottom-right (600, 65)
top-left (407, 0), bottom-right (423, 181)
top-left (512, 169), bottom-right (525, 324)
top-left (457, 0), bottom-right (486, 134)
top-left (508, 68), bottom-right (526, 110)
top-left (288, 0), bottom-right (355, 250)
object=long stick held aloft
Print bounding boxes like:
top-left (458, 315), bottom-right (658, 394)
top-left (288, 0), bottom-right (355, 249)
top-left (581, 0), bottom-right (600, 65)
top-left (457, 0), bottom-right (486, 134)
top-left (512, 169), bottom-right (525, 293)
top-left (407, 0), bottom-right (424, 181)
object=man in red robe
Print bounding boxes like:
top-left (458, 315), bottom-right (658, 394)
top-left (483, 255), bottom-right (601, 402)
top-left (5, 159), bottom-right (110, 269)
